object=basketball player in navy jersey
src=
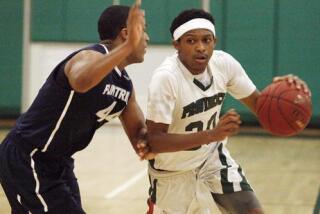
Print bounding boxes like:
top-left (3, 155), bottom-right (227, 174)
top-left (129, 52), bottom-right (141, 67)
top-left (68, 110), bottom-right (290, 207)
top-left (145, 9), bottom-right (310, 214)
top-left (0, 1), bottom-right (151, 213)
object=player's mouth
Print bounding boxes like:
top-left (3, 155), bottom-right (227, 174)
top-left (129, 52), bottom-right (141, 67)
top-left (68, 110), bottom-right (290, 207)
top-left (194, 54), bottom-right (208, 63)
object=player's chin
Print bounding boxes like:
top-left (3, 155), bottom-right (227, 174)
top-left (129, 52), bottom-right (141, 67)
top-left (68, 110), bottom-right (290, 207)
top-left (135, 55), bottom-right (144, 63)
top-left (193, 64), bottom-right (207, 73)
top-left (133, 52), bottom-right (145, 63)
top-left (137, 53), bottom-right (145, 63)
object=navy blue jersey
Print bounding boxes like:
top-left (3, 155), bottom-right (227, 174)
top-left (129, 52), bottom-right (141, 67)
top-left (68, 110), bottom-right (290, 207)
top-left (8, 44), bottom-right (133, 157)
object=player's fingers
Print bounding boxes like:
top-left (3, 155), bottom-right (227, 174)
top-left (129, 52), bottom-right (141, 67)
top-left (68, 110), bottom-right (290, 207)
top-left (135, 0), bottom-right (141, 6)
top-left (286, 74), bottom-right (294, 83)
top-left (301, 82), bottom-right (310, 94)
top-left (219, 110), bottom-right (239, 121)
top-left (129, 1), bottom-right (143, 20)
top-left (287, 76), bottom-right (311, 95)
top-left (224, 121), bottom-right (240, 129)
top-left (291, 75), bottom-right (301, 89)
top-left (140, 150), bottom-right (156, 160)
top-left (294, 78), bottom-right (310, 93)
top-left (226, 109), bottom-right (239, 116)
top-left (219, 114), bottom-right (241, 126)
top-left (136, 136), bottom-right (147, 148)
top-left (224, 116), bottom-right (241, 125)
top-left (141, 152), bottom-right (157, 160)
top-left (136, 138), bottom-right (148, 158)
top-left (273, 76), bottom-right (280, 82)
top-left (273, 74), bottom-right (293, 83)
top-left (137, 147), bottom-right (149, 159)
top-left (272, 74), bottom-right (310, 94)
top-left (137, 142), bottom-right (146, 149)
top-left (223, 123), bottom-right (240, 135)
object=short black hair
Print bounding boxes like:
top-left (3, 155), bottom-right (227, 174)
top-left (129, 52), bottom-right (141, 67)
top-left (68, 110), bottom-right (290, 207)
top-left (98, 5), bottom-right (130, 40)
top-left (170, 9), bottom-right (215, 38)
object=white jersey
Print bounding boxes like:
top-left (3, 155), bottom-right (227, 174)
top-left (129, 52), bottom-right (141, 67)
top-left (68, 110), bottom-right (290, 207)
top-left (147, 50), bottom-right (256, 171)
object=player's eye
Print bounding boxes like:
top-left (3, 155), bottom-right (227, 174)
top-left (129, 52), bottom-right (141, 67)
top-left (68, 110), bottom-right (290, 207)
top-left (203, 37), bottom-right (212, 44)
top-left (186, 39), bottom-right (195, 44)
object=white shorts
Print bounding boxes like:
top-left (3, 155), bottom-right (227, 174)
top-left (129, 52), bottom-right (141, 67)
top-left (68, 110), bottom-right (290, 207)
top-left (147, 143), bottom-right (253, 214)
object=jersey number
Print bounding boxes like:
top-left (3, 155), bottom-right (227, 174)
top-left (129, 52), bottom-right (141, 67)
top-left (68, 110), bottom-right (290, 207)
top-left (96, 101), bottom-right (120, 122)
top-left (185, 112), bottom-right (217, 150)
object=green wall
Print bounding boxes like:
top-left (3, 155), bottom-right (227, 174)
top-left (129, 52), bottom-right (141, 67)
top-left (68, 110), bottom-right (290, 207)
top-left (213, 1), bottom-right (275, 123)
top-left (2, 0), bottom-right (319, 126)
top-left (0, 0), bottom-right (23, 117)
top-left (210, 0), bottom-right (320, 125)
top-left (121, 0), bottom-right (201, 44)
top-left (31, 0), bottom-right (200, 43)
top-left (277, 0), bottom-right (320, 126)
top-left (31, 0), bottom-right (113, 42)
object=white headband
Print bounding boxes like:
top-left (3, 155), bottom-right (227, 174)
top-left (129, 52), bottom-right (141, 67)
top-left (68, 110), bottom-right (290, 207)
top-left (173, 18), bottom-right (216, 40)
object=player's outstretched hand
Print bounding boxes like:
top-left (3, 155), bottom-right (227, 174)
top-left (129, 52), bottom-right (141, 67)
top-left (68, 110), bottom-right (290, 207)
top-left (209, 109), bottom-right (241, 142)
top-left (126, 0), bottom-right (145, 51)
top-left (273, 74), bottom-right (311, 96)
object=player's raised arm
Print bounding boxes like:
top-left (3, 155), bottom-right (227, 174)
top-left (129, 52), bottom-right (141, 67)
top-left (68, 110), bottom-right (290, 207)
top-left (64, 1), bottom-right (145, 93)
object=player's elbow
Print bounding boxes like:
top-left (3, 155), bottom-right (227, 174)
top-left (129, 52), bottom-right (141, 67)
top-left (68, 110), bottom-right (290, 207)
top-left (69, 77), bottom-right (92, 93)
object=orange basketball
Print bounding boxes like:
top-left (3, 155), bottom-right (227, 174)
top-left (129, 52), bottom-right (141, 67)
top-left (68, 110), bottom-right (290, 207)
top-left (256, 80), bottom-right (312, 136)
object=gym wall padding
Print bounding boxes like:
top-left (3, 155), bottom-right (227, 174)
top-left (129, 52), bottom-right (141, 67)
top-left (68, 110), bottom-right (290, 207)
top-left (210, 0), bottom-right (320, 126)
top-left (31, 0), bottom-right (200, 44)
top-left (31, 0), bottom-right (113, 42)
top-left (121, 0), bottom-right (201, 44)
top-left (0, 0), bottom-right (23, 117)
top-left (2, 0), bottom-right (319, 126)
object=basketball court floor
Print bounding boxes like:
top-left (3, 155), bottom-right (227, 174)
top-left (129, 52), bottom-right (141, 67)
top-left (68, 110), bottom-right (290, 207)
top-left (0, 125), bottom-right (319, 213)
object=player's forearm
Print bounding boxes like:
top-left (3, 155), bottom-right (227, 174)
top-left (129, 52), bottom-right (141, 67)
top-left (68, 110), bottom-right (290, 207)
top-left (240, 90), bottom-right (260, 115)
top-left (147, 130), bottom-right (214, 153)
top-left (131, 126), bottom-right (147, 152)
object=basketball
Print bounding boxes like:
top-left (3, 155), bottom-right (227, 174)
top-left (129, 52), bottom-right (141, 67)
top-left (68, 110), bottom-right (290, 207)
top-left (256, 80), bottom-right (312, 136)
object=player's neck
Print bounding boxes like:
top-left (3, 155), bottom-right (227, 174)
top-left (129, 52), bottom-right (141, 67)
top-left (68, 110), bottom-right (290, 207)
top-left (183, 63), bottom-right (207, 75)
top-left (100, 40), bottom-right (127, 71)
top-left (178, 56), bottom-right (207, 75)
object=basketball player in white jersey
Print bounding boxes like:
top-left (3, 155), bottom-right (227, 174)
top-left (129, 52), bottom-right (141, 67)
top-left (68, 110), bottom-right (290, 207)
top-left (145, 9), bottom-right (310, 214)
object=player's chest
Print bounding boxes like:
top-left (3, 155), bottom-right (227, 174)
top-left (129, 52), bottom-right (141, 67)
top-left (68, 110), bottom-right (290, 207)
top-left (73, 74), bottom-right (132, 122)
top-left (178, 77), bottom-right (226, 111)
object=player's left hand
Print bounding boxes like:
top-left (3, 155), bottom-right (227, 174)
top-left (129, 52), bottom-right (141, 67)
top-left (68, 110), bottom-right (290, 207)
top-left (273, 74), bottom-right (311, 96)
top-left (126, 0), bottom-right (145, 51)
top-left (137, 139), bottom-right (157, 160)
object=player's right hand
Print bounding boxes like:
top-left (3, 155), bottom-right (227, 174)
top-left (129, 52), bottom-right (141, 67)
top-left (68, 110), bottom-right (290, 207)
top-left (273, 74), bottom-right (311, 96)
top-left (126, 0), bottom-right (145, 50)
top-left (136, 139), bottom-right (157, 160)
top-left (209, 109), bottom-right (241, 142)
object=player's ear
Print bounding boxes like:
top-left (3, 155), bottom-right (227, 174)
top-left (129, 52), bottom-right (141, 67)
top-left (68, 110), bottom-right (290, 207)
top-left (119, 28), bottom-right (128, 40)
top-left (172, 40), bottom-right (179, 50)
top-left (212, 37), bottom-right (217, 49)
top-left (213, 37), bottom-right (217, 46)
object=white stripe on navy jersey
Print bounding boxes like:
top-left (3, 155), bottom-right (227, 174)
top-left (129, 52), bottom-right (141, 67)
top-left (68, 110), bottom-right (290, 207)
top-left (42, 90), bottom-right (75, 152)
top-left (30, 149), bottom-right (48, 212)
top-left (99, 44), bottom-right (122, 76)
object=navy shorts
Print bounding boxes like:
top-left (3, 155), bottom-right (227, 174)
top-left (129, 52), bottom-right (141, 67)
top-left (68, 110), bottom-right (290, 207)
top-left (0, 137), bottom-right (85, 214)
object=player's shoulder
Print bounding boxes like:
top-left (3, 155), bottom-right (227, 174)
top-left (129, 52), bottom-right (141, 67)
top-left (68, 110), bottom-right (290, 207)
top-left (152, 54), bottom-right (180, 81)
top-left (210, 50), bottom-right (243, 74)
top-left (211, 50), bottom-right (237, 65)
top-left (68, 44), bottom-right (105, 63)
